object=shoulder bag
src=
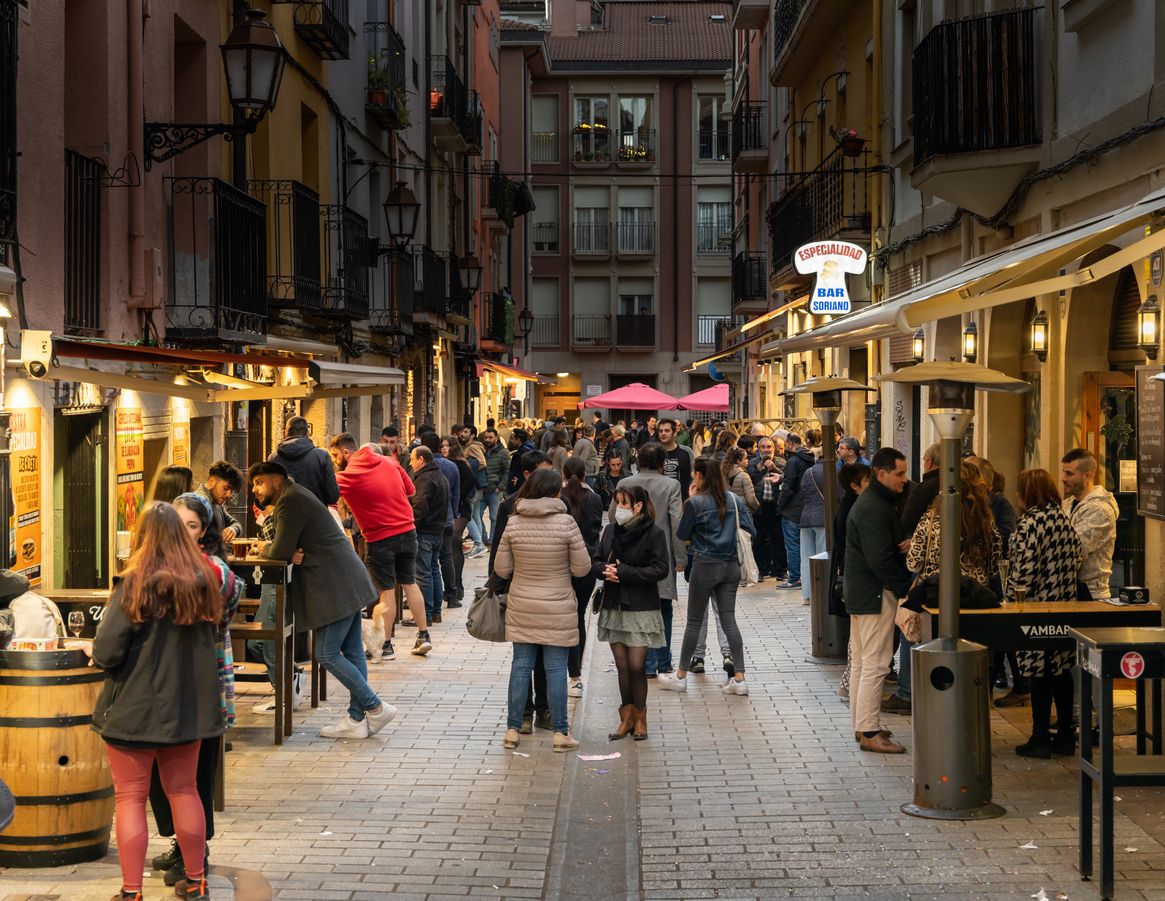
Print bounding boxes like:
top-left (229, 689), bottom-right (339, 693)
top-left (591, 538), bottom-right (616, 615)
top-left (733, 495), bottom-right (760, 586)
top-left (894, 518), bottom-right (930, 643)
top-left (466, 586), bottom-right (507, 642)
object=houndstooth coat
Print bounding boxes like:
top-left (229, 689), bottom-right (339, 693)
top-left (1007, 501), bottom-right (1083, 677)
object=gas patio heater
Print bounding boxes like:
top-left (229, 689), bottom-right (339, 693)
top-left (780, 376), bottom-right (877, 661)
top-left (876, 361), bottom-right (1028, 820)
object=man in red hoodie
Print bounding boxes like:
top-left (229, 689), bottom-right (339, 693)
top-left (329, 434), bottom-right (432, 659)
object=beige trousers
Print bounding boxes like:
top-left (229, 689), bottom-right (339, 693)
top-left (849, 589), bottom-right (897, 734)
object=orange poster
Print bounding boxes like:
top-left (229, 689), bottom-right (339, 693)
top-left (173, 422), bottom-right (190, 467)
top-left (116, 407), bottom-right (144, 538)
top-left (9, 408), bottom-right (42, 586)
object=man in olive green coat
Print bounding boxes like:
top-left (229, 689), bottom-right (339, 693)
top-left (843, 447), bottom-right (912, 754)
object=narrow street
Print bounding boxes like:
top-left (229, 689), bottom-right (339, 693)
top-left (4, 555), bottom-right (1165, 901)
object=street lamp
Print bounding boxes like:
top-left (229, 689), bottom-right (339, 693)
top-left (1029, 309), bottom-right (1049, 362)
top-left (1138, 295), bottom-right (1160, 360)
top-left (877, 361), bottom-right (1028, 822)
top-left (911, 328), bottom-right (925, 363)
top-left (962, 320), bottom-right (978, 364)
top-left (383, 181), bottom-right (421, 252)
top-left (517, 307), bottom-right (535, 354)
top-left (144, 7), bottom-right (285, 169)
top-left (459, 255), bottom-right (483, 298)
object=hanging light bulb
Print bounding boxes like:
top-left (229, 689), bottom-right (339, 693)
top-left (1029, 310), bottom-right (1048, 363)
top-left (962, 320), bottom-right (978, 364)
top-left (911, 328), bottom-right (925, 363)
top-left (1138, 296), bottom-right (1160, 360)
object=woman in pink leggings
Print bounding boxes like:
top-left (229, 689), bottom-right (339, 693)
top-left (93, 502), bottom-right (226, 901)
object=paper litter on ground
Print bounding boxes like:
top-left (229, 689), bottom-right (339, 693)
top-left (1020, 841), bottom-right (1039, 850)
top-left (579, 752), bottom-right (622, 761)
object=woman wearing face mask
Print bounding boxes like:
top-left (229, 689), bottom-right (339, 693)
top-left (592, 485), bottom-right (669, 740)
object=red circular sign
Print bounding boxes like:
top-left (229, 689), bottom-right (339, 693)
top-left (1120, 651), bottom-right (1146, 679)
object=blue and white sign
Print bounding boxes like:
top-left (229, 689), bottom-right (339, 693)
top-left (795, 240), bottom-right (868, 315)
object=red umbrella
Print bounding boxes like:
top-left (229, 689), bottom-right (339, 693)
top-left (676, 383), bottom-right (730, 412)
top-left (577, 382), bottom-right (681, 410)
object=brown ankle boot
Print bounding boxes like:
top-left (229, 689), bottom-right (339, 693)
top-left (608, 703), bottom-right (635, 740)
top-left (632, 706), bottom-right (648, 741)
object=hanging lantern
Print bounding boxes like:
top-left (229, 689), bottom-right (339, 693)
top-left (1029, 310), bottom-right (1049, 363)
top-left (911, 327), bottom-right (925, 363)
top-left (962, 320), bottom-right (978, 364)
top-left (1138, 295), bottom-right (1160, 360)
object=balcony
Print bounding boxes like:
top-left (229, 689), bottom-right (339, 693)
top-left (294, 0), bottom-right (349, 60)
top-left (715, 315), bottom-right (746, 364)
top-left (249, 179), bottom-right (322, 312)
top-left (482, 292), bottom-right (515, 347)
top-left (572, 221), bottom-right (611, 258)
top-left (698, 128), bottom-right (730, 162)
top-left (531, 314), bottom-right (560, 348)
top-left (430, 56), bottom-right (469, 153)
top-left (572, 314), bottom-right (612, 350)
top-left (732, 0), bottom-right (768, 30)
top-left (911, 8), bottom-right (1042, 217)
top-left (532, 131), bottom-right (559, 163)
top-left (166, 177), bottom-right (267, 346)
top-left (616, 314), bottom-right (655, 349)
top-left (732, 101), bottom-right (767, 174)
top-left (415, 246), bottom-right (448, 319)
top-left (770, 0), bottom-right (850, 87)
top-left (365, 22), bottom-right (408, 130)
top-left (732, 252), bottom-right (767, 307)
top-left (697, 314), bottom-right (735, 347)
top-left (617, 221), bottom-right (655, 257)
top-left (64, 149), bottom-right (102, 336)
top-left (617, 130), bottom-right (655, 166)
top-left (484, 161), bottom-right (533, 231)
top-left (532, 222), bottom-right (559, 254)
top-left (767, 145), bottom-right (870, 279)
top-left (571, 125), bottom-right (611, 166)
top-left (464, 91), bottom-right (484, 155)
top-left (446, 254), bottom-right (472, 324)
top-left (322, 204), bottom-right (371, 320)
top-left (696, 222), bottom-right (731, 255)
top-left (370, 250), bottom-right (415, 338)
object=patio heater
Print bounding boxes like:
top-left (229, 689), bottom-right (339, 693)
top-left (780, 376), bottom-right (876, 661)
top-left (876, 362), bottom-right (1028, 820)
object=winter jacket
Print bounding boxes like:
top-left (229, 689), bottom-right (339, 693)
top-left (828, 492), bottom-right (858, 618)
top-left (492, 496), bottom-right (592, 647)
top-left (433, 455), bottom-right (460, 527)
top-left (907, 508), bottom-right (1002, 590)
top-left (266, 481), bottom-right (377, 632)
top-left (843, 480), bottom-right (912, 615)
top-left (92, 583), bottom-right (223, 746)
top-left (549, 444), bottom-right (570, 473)
top-left (727, 465), bottom-right (760, 513)
top-left (269, 436), bottom-right (340, 506)
top-left (777, 447), bottom-right (815, 523)
top-left (411, 462), bottom-right (450, 535)
top-left (590, 517), bottom-right (669, 612)
top-left (988, 491), bottom-right (1017, 558)
top-left (0, 568), bottom-right (30, 606)
top-left (335, 446), bottom-right (416, 542)
top-left (678, 492), bottom-right (756, 562)
top-left (747, 453), bottom-right (785, 490)
top-left (900, 469), bottom-right (940, 536)
top-left (452, 458), bottom-right (477, 518)
top-left (611, 470), bottom-right (685, 600)
top-left (795, 461), bottom-right (827, 529)
top-left (609, 437), bottom-right (631, 463)
top-left (483, 443), bottom-right (510, 493)
top-left (1064, 485), bottom-right (1119, 599)
top-left (507, 441), bottom-right (535, 492)
top-left (565, 484), bottom-right (605, 556)
top-left (1008, 502), bottom-right (1082, 602)
top-left (573, 438), bottom-right (600, 477)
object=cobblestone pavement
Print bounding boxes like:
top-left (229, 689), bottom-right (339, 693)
top-left (3, 555), bottom-right (1165, 900)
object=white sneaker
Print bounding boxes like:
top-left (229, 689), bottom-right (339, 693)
top-left (723, 679), bottom-right (749, 696)
top-left (656, 673), bottom-right (687, 692)
top-left (292, 671), bottom-right (305, 710)
top-left (365, 703), bottom-right (398, 736)
top-left (567, 680), bottom-right (583, 698)
top-left (319, 715), bottom-right (370, 739)
top-left (252, 700), bottom-right (277, 715)
top-left (468, 544), bottom-right (488, 559)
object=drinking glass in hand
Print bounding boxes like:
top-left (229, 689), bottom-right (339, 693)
top-left (68, 611), bottom-right (85, 639)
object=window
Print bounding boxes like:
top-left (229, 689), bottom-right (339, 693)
top-left (574, 96), bottom-right (610, 161)
top-left (618, 278), bottom-right (654, 315)
top-left (618, 187), bottom-right (654, 253)
top-left (533, 95), bottom-right (559, 163)
top-left (573, 186), bottom-right (610, 253)
top-left (618, 95), bottom-right (654, 160)
top-left (531, 278), bottom-right (561, 347)
top-left (573, 277), bottom-right (613, 346)
top-left (532, 186), bottom-right (559, 253)
top-left (696, 186), bottom-right (731, 254)
top-left (698, 95), bottom-right (728, 160)
top-left (695, 278), bottom-right (732, 346)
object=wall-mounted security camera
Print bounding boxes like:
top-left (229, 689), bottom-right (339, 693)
top-left (20, 330), bottom-right (52, 379)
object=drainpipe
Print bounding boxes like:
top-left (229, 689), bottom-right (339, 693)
top-left (869, 0), bottom-right (882, 304)
top-left (128, 0), bottom-right (146, 306)
top-left (672, 77), bottom-right (689, 364)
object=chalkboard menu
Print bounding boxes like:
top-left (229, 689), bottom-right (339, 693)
top-left (1137, 365), bottom-right (1165, 519)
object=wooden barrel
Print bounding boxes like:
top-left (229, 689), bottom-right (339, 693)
top-left (0, 649), bottom-right (114, 866)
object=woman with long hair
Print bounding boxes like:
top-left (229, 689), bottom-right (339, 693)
top-left (596, 450), bottom-right (627, 508)
top-left (562, 457), bottom-right (604, 697)
top-left (832, 463), bottom-right (870, 702)
top-left (493, 468), bottom-right (592, 751)
top-left (443, 435), bottom-right (478, 604)
top-left (1009, 469), bottom-right (1083, 758)
top-left (549, 427), bottom-right (571, 473)
top-left (660, 457), bottom-right (755, 696)
top-left (153, 465), bottom-right (194, 503)
top-left (722, 447), bottom-right (760, 512)
top-left (712, 429), bottom-right (738, 463)
top-left (93, 502), bottom-right (228, 901)
top-left (593, 484), bottom-right (668, 739)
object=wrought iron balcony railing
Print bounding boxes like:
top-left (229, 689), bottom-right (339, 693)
top-left (532, 131), bottom-right (559, 163)
top-left (697, 314), bottom-right (735, 347)
top-left (572, 220), bottom-right (611, 255)
top-left (572, 124), bottom-right (611, 163)
top-left (732, 251), bottom-right (767, 305)
top-left (365, 22), bottom-right (408, 130)
top-left (698, 128), bottom-right (730, 161)
top-left (370, 250), bottom-right (414, 337)
top-left (322, 204), bottom-right (371, 320)
top-left (294, 0), bottom-right (350, 60)
top-left (483, 292), bottom-right (515, 345)
top-left (616, 314), bottom-right (655, 347)
top-left (772, 0), bottom-right (808, 66)
top-left (572, 314), bottom-right (611, 347)
top-left (618, 129), bottom-right (655, 163)
top-left (530, 314), bottom-right (559, 347)
top-left (416, 245), bottom-right (448, 317)
top-left (732, 101), bottom-right (766, 160)
top-left (249, 179), bottom-right (322, 312)
top-left (617, 220), bottom-right (655, 255)
top-left (697, 221), bottom-right (731, 254)
top-left (533, 222), bottom-right (560, 254)
top-left (64, 149), bottom-right (102, 335)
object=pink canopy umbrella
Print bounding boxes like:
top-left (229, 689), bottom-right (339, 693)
top-left (676, 383), bottom-right (730, 412)
top-left (577, 382), bottom-right (681, 410)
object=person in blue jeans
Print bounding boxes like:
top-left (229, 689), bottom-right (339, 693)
top-left (409, 446), bottom-right (451, 625)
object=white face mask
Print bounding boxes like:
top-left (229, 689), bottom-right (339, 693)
top-left (614, 507), bottom-right (634, 526)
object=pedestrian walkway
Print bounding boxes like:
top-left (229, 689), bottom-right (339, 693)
top-left (3, 559), bottom-right (1164, 900)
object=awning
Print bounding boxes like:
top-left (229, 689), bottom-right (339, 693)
top-left (687, 330), bottom-right (771, 370)
top-left (477, 360), bottom-right (555, 384)
top-left (770, 184), bottom-right (1165, 355)
top-left (309, 360), bottom-right (406, 397)
top-left (676, 383), bottom-right (730, 412)
top-left (54, 338), bottom-right (302, 369)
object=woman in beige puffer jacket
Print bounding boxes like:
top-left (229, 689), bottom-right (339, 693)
top-left (493, 468), bottom-right (592, 752)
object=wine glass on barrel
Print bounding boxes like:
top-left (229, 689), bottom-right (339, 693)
top-left (68, 611), bottom-right (85, 640)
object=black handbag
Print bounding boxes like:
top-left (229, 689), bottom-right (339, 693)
top-left (591, 540), bottom-right (616, 614)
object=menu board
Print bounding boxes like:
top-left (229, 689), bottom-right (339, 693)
top-left (1136, 365), bottom-right (1165, 520)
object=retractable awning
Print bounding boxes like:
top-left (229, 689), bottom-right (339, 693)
top-left (769, 184), bottom-right (1165, 355)
top-left (477, 361), bottom-right (555, 384)
top-left (687, 330), bottom-right (771, 370)
top-left (309, 360), bottom-right (406, 397)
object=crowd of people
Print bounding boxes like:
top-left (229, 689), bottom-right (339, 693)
top-left (84, 407), bottom-right (1119, 899)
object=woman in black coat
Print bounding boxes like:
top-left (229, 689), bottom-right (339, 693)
top-left (562, 458), bottom-right (605, 697)
top-left (830, 463), bottom-right (870, 701)
top-left (443, 436), bottom-right (479, 603)
top-left (591, 484), bottom-right (669, 741)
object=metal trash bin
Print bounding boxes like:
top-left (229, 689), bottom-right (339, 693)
top-left (808, 551), bottom-right (848, 661)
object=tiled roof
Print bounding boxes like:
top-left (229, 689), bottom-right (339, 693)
top-left (500, 17), bottom-right (547, 32)
top-left (548, 2), bottom-right (731, 68)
